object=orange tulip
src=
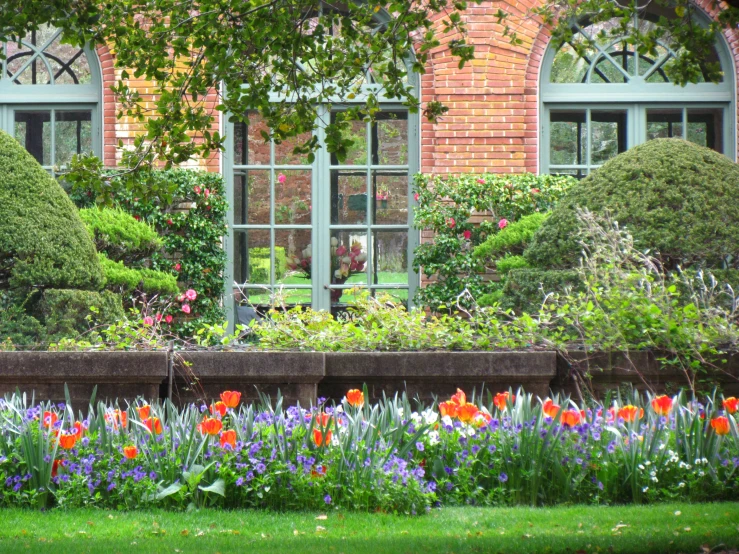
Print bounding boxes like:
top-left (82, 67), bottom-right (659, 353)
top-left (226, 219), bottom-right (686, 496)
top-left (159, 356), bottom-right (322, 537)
top-left (346, 389), bottom-right (364, 408)
top-left (651, 395), bottom-right (673, 416)
top-left (312, 427), bottom-right (333, 447)
top-left (474, 410), bottom-right (492, 428)
top-left (73, 420), bottom-right (86, 437)
top-left (560, 409), bottom-right (582, 427)
top-left (315, 413), bottom-right (332, 427)
top-left (43, 411), bottom-right (58, 428)
top-left (145, 417), bottom-right (163, 434)
top-left (711, 416), bottom-right (731, 436)
top-left (51, 459), bottom-right (64, 478)
top-left (723, 397), bottom-right (738, 415)
top-left (220, 390), bottom-right (241, 409)
top-left (493, 392), bottom-right (515, 412)
top-left (210, 401), bottom-right (227, 417)
top-left (137, 404), bottom-right (151, 420)
top-left (220, 429), bottom-right (237, 448)
top-left (58, 432), bottom-right (77, 450)
top-left (618, 405), bottom-right (644, 423)
top-left (450, 388), bottom-right (467, 406)
top-left (200, 417), bottom-right (222, 435)
top-left (543, 399), bottom-right (560, 418)
top-left (439, 401), bottom-right (459, 418)
top-left (457, 403), bottom-right (480, 423)
top-left (123, 445), bottom-right (138, 459)
top-left (105, 409), bottom-right (128, 429)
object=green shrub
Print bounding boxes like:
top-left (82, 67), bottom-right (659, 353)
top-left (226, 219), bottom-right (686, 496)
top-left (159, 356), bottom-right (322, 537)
top-left (474, 213), bottom-right (549, 261)
top-left (0, 297), bottom-right (46, 348)
top-left (37, 288), bottom-right (124, 340)
top-left (0, 130), bottom-right (103, 292)
top-left (80, 208), bottom-right (162, 263)
top-left (499, 268), bottom-right (581, 313)
top-left (525, 139), bottom-right (739, 270)
top-left (495, 255), bottom-right (530, 276)
top-left (413, 173), bottom-right (574, 309)
top-left (99, 254), bottom-right (179, 296)
top-left (248, 247), bottom-right (287, 283)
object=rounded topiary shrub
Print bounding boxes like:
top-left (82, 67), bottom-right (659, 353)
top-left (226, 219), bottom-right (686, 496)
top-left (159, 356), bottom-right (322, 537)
top-left (525, 139), bottom-right (739, 270)
top-left (0, 130), bottom-right (103, 291)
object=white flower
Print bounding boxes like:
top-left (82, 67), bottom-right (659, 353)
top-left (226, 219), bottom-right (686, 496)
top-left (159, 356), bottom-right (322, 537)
top-left (466, 427), bottom-right (476, 437)
top-left (441, 415), bottom-right (453, 427)
top-left (334, 269), bottom-right (343, 279)
top-left (342, 256), bottom-right (351, 264)
top-left (427, 431), bottom-right (440, 445)
top-left (410, 412), bottom-right (422, 425)
top-left (678, 482), bottom-right (686, 488)
top-left (330, 237), bottom-right (338, 247)
top-left (642, 486), bottom-right (649, 493)
top-left (334, 405), bottom-right (344, 414)
top-left (356, 253), bottom-right (367, 262)
top-left (421, 409), bottom-right (438, 425)
top-left (638, 464), bottom-right (645, 471)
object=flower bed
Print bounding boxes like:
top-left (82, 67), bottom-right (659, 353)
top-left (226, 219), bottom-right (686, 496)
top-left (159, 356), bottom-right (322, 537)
top-left (0, 388), bottom-right (737, 512)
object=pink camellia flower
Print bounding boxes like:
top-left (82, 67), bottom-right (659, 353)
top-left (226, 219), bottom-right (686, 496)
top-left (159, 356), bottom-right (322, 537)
top-left (165, 315), bottom-right (174, 324)
top-left (476, 178), bottom-right (485, 184)
top-left (194, 185), bottom-right (202, 195)
top-left (143, 316), bottom-right (154, 326)
top-left (447, 217), bottom-right (456, 229)
top-left (155, 313), bottom-right (163, 322)
top-left (177, 294), bottom-right (185, 303)
top-left (182, 304), bottom-right (191, 314)
top-left (414, 192), bottom-right (420, 202)
top-left (335, 245), bottom-right (347, 256)
top-left (167, 219), bottom-right (173, 226)
top-left (277, 173), bottom-right (286, 184)
top-left (174, 263), bottom-right (181, 271)
top-left (204, 188), bottom-right (210, 198)
top-left (463, 229), bottom-right (472, 240)
top-left (498, 219), bottom-right (509, 230)
top-left (185, 289), bottom-right (197, 301)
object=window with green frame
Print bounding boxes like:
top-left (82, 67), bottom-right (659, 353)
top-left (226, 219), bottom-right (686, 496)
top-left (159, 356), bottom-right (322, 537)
top-left (0, 25), bottom-right (102, 175)
top-left (540, 7), bottom-right (735, 177)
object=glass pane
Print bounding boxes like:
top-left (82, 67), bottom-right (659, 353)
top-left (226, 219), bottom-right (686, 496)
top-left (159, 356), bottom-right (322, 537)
top-left (236, 287), bottom-right (273, 307)
top-left (549, 168), bottom-right (588, 179)
top-left (331, 169), bottom-right (367, 225)
top-left (275, 170), bottom-right (311, 225)
top-left (237, 112), bottom-right (270, 166)
top-left (277, 229), bottom-right (312, 286)
top-left (331, 116), bottom-right (367, 165)
top-left (687, 108), bottom-right (723, 152)
top-left (374, 112), bottom-right (408, 165)
top-left (591, 110), bottom-right (626, 165)
top-left (550, 42), bottom-right (590, 83)
top-left (274, 129), bottom-right (313, 165)
top-left (371, 231), bottom-right (408, 285)
top-left (591, 56), bottom-right (628, 84)
top-left (372, 171), bottom-right (408, 225)
top-left (372, 288), bottom-right (408, 306)
top-left (646, 109), bottom-right (683, 141)
top-left (45, 34), bottom-right (90, 85)
top-left (234, 229), bottom-right (271, 285)
top-left (234, 169), bottom-right (270, 225)
top-left (330, 231), bottom-right (368, 291)
top-left (550, 111), bottom-right (587, 166)
top-left (55, 111), bottom-right (92, 166)
top-left (14, 111), bottom-right (51, 165)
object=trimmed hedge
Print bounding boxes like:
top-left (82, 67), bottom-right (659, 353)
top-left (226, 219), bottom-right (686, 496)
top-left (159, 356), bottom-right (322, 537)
top-left (37, 288), bottom-right (124, 340)
top-left (525, 139), bottom-right (739, 270)
top-left (99, 254), bottom-right (179, 296)
top-left (499, 268), bottom-right (581, 313)
top-left (80, 208), bottom-right (162, 264)
top-left (0, 130), bottom-right (103, 292)
top-left (474, 213), bottom-right (549, 261)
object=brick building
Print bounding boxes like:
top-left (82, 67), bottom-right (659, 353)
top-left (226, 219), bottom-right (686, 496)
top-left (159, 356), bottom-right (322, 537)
top-left (1, 1), bottom-right (736, 324)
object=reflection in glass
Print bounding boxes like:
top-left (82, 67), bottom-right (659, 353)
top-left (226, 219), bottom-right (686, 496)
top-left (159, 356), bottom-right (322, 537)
top-left (372, 172), bottom-right (408, 224)
top-left (275, 170), bottom-right (311, 225)
top-left (591, 111), bottom-right (626, 164)
top-left (550, 111), bottom-right (586, 166)
top-left (14, 111), bottom-right (51, 165)
top-left (371, 231), bottom-right (408, 285)
top-left (234, 230), bottom-right (271, 285)
top-left (646, 109), bottom-right (683, 141)
top-left (331, 117), bottom-right (367, 165)
top-left (331, 169), bottom-right (367, 225)
top-left (687, 109), bottom-right (723, 151)
top-left (55, 111), bottom-right (92, 166)
top-left (375, 112), bottom-right (408, 165)
top-left (330, 230), bottom-right (368, 302)
top-left (234, 169), bottom-right (270, 225)
top-left (277, 229), bottom-right (312, 285)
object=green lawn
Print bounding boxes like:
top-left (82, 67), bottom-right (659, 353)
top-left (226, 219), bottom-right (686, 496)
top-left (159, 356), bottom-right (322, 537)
top-left (1, 503), bottom-right (738, 553)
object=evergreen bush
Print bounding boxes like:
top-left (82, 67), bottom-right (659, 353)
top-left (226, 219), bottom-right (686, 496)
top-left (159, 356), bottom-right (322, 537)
top-left (37, 288), bottom-right (124, 340)
top-left (98, 254), bottom-right (179, 296)
top-left (79, 208), bottom-right (162, 264)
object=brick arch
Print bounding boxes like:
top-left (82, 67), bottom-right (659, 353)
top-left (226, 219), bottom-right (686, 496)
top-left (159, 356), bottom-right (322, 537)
top-left (526, 0), bottom-right (739, 165)
top-left (95, 43), bottom-right (117, 166)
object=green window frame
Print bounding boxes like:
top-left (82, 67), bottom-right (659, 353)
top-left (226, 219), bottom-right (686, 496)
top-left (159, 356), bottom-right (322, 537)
top-left (540, 9), bottom-right (736, 176)
top-left (0, 25), bottom-right (102, 176)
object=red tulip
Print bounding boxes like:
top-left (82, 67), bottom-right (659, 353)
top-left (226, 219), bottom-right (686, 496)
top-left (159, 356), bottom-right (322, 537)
top-left (312, 427), bottom-right (332, 447)
top-left (439, 401), bottom-right (459, 418)
top-left (145, 417), bottom-right (163, 434)
top-left (450, 389), bottom-right (466, 406)
top-left (493, 392), bottom-right (514, 412)
top-left (123, 445), bottom-right (138, 459)
top-left (560, 409), bottom-right (581, 427)
top-left (346, 389), bottom-right (364, 408)
top-left (711, 416), bottom-right (731, 436)
top-left (723, 397), bottom-right (738, 415)
top-left (651, 395), bottom-right (673, 416)
top-left (543, 399), bottom-right (560, 418)
top-left (220, 429), bottom-right (237, 448)
top-left (220, 390), bottom-right (241, 409)
top-left (43, 411), bottom-right (58, 428)
top-left (58, 432), bottom-right (77, 450)
top-left (200, 417), bottom-right (222, 435)
top-left (618, 405), bottom-right (644, 423)
top-left (137, 405), bottom-right (151, 420)
top-left (210, 401), bottom-right (227, 417)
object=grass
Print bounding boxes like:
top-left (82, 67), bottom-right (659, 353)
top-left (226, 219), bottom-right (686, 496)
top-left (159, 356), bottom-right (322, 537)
top-left (1, 503), bottom-right (738, 553)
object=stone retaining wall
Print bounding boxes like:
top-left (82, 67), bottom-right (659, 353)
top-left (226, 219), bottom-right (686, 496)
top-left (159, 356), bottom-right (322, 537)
top-left (0, 350), bottom-right (736, 407)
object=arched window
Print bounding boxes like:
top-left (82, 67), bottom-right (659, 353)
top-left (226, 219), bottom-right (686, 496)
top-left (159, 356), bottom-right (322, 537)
top-left (224, 8), bottom-right (419, 321)
top-left (0, 25), bottom-right (102, 176)
top-left (540, 7), bottom-right (735, 177)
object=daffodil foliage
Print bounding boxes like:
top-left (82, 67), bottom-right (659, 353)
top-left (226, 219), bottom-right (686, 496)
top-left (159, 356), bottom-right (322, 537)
top-left (0, 0), bottom-right (474, 197)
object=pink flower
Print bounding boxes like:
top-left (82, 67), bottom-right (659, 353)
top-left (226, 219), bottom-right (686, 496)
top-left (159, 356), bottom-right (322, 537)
top-left (167, 219), bottom-right (173, 226)
top-left (165, 315), bottom-right (173, 324)
top-left (277, 173), bottom-right (286, 184)
top-left (185, 289), bottom-right (197, 301)
top-left (531, 188), bottom-right (540, 194)
top-left (182, 304), bottom-right (191, 314)
top-left (204, 188), bottom-right (210, 198)
top-left (447, 217), bottom-right (456, 229)
top-left (143, 316), bottom-right (154, 326)
top-left (463, 230), bottom-right (472, 240)
top-left (498, 219), bottom-right (509, 230)
top-left (414, 193), bottom-right (420, 202)
top-left (476, 178), bottom-right (485, 184)
top-left (155, 313), bottom-right (163, 322)
top-left (194, 185), bottom-right (202, 195)
top-left (336, 245), bottom-right (347, 256)
top-left (174, 263), bottom-right (181, 271)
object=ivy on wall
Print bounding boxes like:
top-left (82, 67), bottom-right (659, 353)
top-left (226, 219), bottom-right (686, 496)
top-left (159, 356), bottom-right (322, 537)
top-left (412, 173), bottom-right (576, 309)
top-left (71, 169), bottom-right (227, 337)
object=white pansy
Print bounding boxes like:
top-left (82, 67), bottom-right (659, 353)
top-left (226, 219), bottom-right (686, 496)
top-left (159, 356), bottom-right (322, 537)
top-left (441, 415), bottom-right (453, 427)
top-left (422, 409), bottom-right (438, 425)
top-left (427, 431), bottom-right (440, 445)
